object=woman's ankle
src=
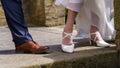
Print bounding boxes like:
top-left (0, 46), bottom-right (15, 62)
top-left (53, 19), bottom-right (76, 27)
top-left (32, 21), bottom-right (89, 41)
top-left (62, 32), bottom-right (73, 45)
top-left (90, 31), bottom-right (104, 41)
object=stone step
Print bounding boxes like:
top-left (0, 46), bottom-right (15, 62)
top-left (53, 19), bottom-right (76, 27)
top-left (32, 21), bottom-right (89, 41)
top-left (0, 44), bottom-right (117, 68)
top-left (0, 26), bottom-right (117, 68)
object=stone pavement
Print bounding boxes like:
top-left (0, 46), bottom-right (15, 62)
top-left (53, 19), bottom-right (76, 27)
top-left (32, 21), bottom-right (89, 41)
top-left (0, 26), bottom-right (116, 68)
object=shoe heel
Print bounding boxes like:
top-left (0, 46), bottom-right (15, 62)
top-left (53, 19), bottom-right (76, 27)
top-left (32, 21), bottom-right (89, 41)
top-left (90, 40), bottom-right (97, 46)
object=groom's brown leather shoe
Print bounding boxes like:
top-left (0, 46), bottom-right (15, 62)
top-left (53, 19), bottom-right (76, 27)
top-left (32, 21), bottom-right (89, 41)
top-left (15, 41), bottom-right (49, 54)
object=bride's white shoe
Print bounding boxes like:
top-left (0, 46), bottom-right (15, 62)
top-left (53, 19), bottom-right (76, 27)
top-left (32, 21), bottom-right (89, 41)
top-left (90, 31), bottom-right (111, 47)
top-left (61, 32), bottom-right (74, 53)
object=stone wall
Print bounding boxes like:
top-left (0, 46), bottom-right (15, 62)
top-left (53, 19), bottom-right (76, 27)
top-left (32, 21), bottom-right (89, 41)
top-left (22, 0), bottom-right (46, 27)
top-left (45, 0), bottom-right (65, 26)
top-left (22, 0), bottom-right (65, 27)
top-left (0, 2), bottom-right (6, 26)
top-left (114, 0), bottom-right (120, 67)
top-left (0, 1), bottom-right (65, 27)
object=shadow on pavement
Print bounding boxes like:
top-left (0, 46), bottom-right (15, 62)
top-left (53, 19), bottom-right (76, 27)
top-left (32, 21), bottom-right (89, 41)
top-left (0, 49), bottom-right (15, 54)
top-left (0, 38), bottom-right (115, 55)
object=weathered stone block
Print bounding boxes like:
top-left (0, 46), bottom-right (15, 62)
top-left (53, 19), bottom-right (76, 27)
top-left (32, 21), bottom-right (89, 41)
top-left (25, 53), bottom-right (118, 68)
top-left (22, 0), bottom-right (65, 27)
top-left (115, 0), bottom-right (120, 66)
top-left (115, 0), bottom-right (120, 67)
top-left (116, 32), bottom-right (120, 66)
top-left (0, 0), bottom-right (65, 26)
top-left (45, 0), bottom-right (65, 26)
top-left (115, 31), bottom-right (120, 39)
top-left (114, 0), bottom-right (120, 30)
top-left (22, 0), bottom-right (46, 27)
top-left (0, 2), bottom-right (6, 26)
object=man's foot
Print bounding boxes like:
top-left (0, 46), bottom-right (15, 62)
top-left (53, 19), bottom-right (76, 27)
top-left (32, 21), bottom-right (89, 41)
top-left (15, 41), bottom-right (49, 54)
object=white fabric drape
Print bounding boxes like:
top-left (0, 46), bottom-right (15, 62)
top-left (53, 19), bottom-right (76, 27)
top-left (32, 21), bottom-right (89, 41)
top-left (55, 0), bottom-right (84, 12)
top-left (55, 0), bottom-right (115, 40)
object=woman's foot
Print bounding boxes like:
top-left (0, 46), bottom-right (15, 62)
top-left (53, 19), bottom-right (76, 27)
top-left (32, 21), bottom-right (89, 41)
top-left (90, 31), bottom-right (111, 47)
top-left (61, 32), bottom-right (74, 53)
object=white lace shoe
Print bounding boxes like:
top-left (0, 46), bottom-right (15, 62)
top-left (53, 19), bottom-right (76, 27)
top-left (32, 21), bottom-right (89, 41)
top-left (90, 31), bottom-right (111, 47)
top-left (61, 32), bottom-right (74, 53)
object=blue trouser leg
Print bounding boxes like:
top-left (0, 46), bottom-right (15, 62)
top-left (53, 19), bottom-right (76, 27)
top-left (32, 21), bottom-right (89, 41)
top-left (1, 0), bottom-right (33, 47)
